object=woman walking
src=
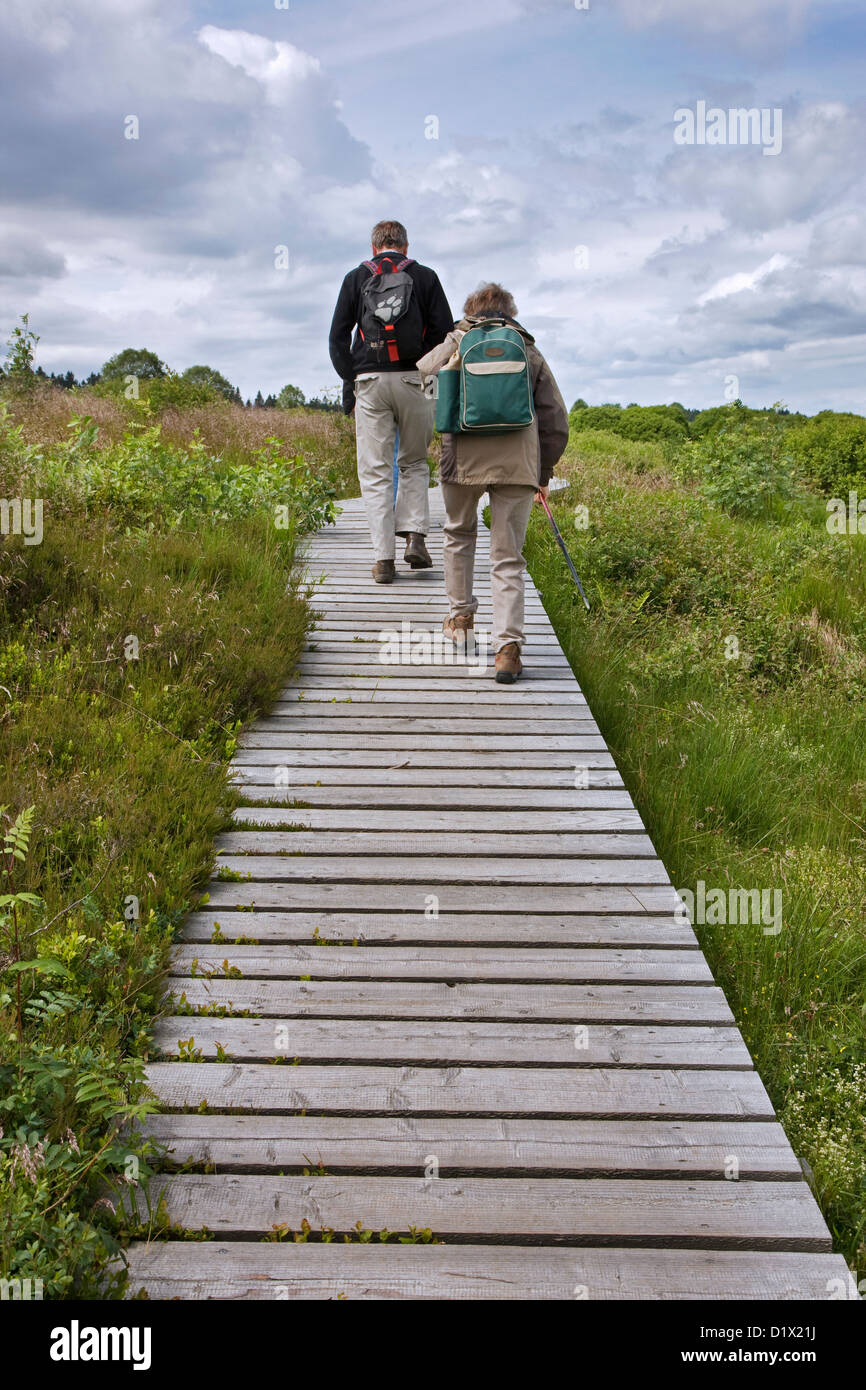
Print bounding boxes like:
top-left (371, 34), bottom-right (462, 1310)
top-left (417, 283), bottom-right (569, 683)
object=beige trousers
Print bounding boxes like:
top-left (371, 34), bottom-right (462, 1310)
top-left (441, 481), bottom-right (536, 652)
top-left (354, 370), bottom-right (434, 559)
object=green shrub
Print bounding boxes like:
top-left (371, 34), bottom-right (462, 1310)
top-left (570, 403), bottom-right (689, 442)
top-left (146, 373), bottom-right (223, 411)
top-left (676, 415), bottom-right (798, 518)
top-left (787, 412), bottom-right (866, 497)
top-left (690, 402), bottom-right (808, 438)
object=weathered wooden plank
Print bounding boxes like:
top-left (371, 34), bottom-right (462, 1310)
top-left (309, 637), bottom-right (563, 651)
top-left (216, 831), bottom-right (657, 857)
top-left (249, 715), bottom-right (601, 734)
top-left (203, 883), bottom-right (680, 912)
top-left (237, 732), bottom-right (608, 750)
top-left (123, 1241), bottom-right (852, 1301)
top-left (127, 1174), bottom-right (829, 1248)
top-left (307, 650), bottom-right (565, 665)
top-left (139, 1113), bottom-right (793, 1173)
top-left (169, 944), bottom-right (709, 983)
top-left (181, 910), bottom-right (696, 947)
top-left (230, 808), bottom-right (647, 833)
top-left (163, 980), bottom-right (730, 1023)
top-left (232, 750), bottom-right (619, 767)
top-left (268, 706), bottom-right (590, 722)
top-left (209, 854), bottom-right (671, 886)
top-left (295, 663), bottom-right (578, 680)
top-left (233, 768), bottom-right (626, 790)
top-left (306, 593), bottom-right (551, 604)
top-left (152, 1019), bottom-right (745, 1069)
top-left (146, 1062), bottom-right (765, 1117)
top-left (234, 789), bottom-right (631, 810)
top-left (309, 621), bottom-right (563, 634)
top-left (275, 687), bottom-right (587, 703)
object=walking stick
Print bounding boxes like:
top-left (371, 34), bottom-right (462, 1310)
top-left (538, 492), bottom-right (591, 611)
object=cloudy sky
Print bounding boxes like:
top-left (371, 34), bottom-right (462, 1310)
top-left (1, 0), bottom-right (865, 411)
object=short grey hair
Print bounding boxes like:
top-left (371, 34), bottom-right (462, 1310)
top-left (463, 282), bottom-right (517, 319)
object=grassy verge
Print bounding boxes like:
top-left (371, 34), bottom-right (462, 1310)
top-left (525, 428), bottom-right (866, 1270)
top-left (0, 388), bottom-right (338, 1296)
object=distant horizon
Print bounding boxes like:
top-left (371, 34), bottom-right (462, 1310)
top-left (2, 0), bottom-right (865, 415)
top-left (21, 350), bottom-right (861, 421)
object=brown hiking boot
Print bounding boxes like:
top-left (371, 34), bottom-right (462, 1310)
top-left (495, 642), bottom-right (523, 684)
top-left (372, 560), bottom-right (396, 584)
top-left (403, 533), bottom-right (433, 569)
top-left (443, 614), bottom-right (474, 643)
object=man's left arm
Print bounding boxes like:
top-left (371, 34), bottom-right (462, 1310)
top-left (328, 271), bottom-right (358, 384)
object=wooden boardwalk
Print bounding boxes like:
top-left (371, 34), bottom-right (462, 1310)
top-left (126, 492), bottom-right (848, 1299)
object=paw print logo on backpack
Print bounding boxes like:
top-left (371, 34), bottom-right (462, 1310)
top-left (374, 294), bottom-right (403, 323)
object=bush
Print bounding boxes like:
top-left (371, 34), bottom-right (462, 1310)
top-left (787, 413), bottom-right (866, 497)
top-left (99, 348), bottom-right (166, 383)
top-left (180, 366), bottom-right (239, 403)
top-left (278, 384), bottom-right (306, 410)
top-left (570, 403), bottom-right (689, 442)
top-left (690, 402), bottom-right (808, 439)
top-left (677, 415), bottom-right (798, 518)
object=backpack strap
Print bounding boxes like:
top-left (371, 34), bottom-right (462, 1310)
top-left (364, 255), bottom-right (414, 275)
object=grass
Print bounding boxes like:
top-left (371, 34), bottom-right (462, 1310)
top-left (525, 428), bottom-right (866, 1270)
top-left (3, 386), bottom-right (360, 502)
top-left (0, 385), bottom-right (338, 1297)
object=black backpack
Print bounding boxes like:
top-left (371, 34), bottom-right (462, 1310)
top-left (358, 256), bottom-right (425, 366)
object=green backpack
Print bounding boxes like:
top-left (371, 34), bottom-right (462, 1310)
top-left (435, 319), bottom-right (536, 435)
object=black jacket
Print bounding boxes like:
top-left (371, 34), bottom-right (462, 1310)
top-left (329, 253), bottom-right (454, 410)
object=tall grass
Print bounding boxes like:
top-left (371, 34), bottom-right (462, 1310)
top-left (3, 386), bottom-right (360, 499)
top-left (0, 388), bottom-right (335, 1296)
top-left (526, 430), bottom-right (866, 1269)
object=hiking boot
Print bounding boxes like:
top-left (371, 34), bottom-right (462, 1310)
top-left (372, 560), bottom-right (396, 584)
top-left (443, 614), bottom-right (474, 643)
top-left (495, 642), bottom-right (523, 684)
top-left (403, 533), bottom-right (433, 569)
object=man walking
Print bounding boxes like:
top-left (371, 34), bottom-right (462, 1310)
top-left (329, 220), bottom-right (454, 582)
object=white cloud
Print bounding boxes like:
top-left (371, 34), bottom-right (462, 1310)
top-left (197, 27), bottom-right (322, 104)
top-left (698, 254), bottom-right (790, 305)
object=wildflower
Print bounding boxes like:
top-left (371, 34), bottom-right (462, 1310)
top-left (10, 1139), bottom-right (46, 1185)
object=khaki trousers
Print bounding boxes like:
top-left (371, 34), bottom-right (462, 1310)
top-left (441, 481), bottom-right (535, 652)
top-left (354, 370), bottom-right (434, 559)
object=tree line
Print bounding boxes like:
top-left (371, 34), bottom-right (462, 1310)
top-left (1, 320), bottom-right (338, 412)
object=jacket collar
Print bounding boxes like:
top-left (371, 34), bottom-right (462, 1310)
top-left (458, 313), bottom-right (535, 344)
